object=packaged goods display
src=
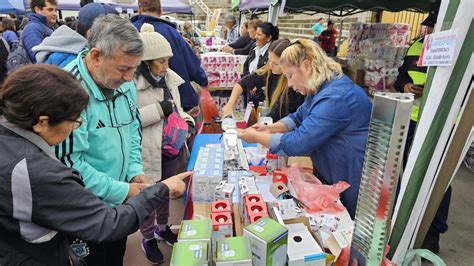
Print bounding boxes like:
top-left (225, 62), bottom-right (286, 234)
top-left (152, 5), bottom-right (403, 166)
top-left (346, 23), bottom-right (410, 92)
top-left (170, 240), bottom-right (210, 266)
top-left (192, 146), bottom-right (224, 202)
top-left (201, 53), bottom-right (247, 88)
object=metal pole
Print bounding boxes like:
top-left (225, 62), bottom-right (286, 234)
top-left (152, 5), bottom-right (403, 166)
top-left (337, 19), bottom-right (343, 55)
top-left (268, 0), bottom-right (281, 25)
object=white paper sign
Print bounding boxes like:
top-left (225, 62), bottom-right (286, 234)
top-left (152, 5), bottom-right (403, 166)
top-left (419, 29), bottom-right (458, 67)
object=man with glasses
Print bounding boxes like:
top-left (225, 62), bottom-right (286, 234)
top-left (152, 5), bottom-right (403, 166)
top-left (55, 15), bottom-right (148, 265)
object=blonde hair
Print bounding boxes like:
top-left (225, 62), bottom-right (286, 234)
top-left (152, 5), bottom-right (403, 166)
top-left (255, 39), bottom-right (291, 117)
top-left (280, 38), bottom-right (342, 93)
top-left (183, 22), bottom-right (192, 31)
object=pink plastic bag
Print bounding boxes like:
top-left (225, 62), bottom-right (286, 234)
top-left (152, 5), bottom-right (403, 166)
top-left (282, 165), bottom-right (350, 213)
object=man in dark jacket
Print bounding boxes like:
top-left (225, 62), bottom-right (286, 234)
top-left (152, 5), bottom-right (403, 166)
top-left (131, 0), bottom-right (208, 111)
top-left (22, 0), bottom-right (57, 62)
top-left (0, 37), bottom-right (8, 84)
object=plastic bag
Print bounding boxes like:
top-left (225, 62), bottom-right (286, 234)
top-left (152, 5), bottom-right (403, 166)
top-left (282, 165), bottom-right (350, 213)
top-left (402, 249), bottom-right (446, 266)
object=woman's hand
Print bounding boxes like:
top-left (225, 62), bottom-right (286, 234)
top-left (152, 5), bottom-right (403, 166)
top-left (238, 128), bottom-right (259, 143)
top-left (220, 103), bottom-right (234, 119)
top-left (250, 87), bottom-right (258, 96)
top-left (161, 171), bottom-right (193, 197)
top-left (252, 123), bottom-right (272, 133)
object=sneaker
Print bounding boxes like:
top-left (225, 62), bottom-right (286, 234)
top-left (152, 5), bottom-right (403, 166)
top-left (154, 225), bottom-right (178, 246)
top-left (141, 239), bottom-right (164, 264)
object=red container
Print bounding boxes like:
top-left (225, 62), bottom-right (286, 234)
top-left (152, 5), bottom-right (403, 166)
top-left (272, 169), bottom-right (288, 184)
top-left (212, 200), bottom-right (231, 213)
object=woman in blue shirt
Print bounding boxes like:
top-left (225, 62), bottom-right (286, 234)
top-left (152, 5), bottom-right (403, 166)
top-left (239, 38), bottom-right (372, 218)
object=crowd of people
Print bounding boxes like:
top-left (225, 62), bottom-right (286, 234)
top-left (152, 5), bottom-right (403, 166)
top-left (0, 0), bottom-right (450, 264)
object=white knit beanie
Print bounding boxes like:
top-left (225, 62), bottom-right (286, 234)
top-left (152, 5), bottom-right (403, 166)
top-left (139, 23), bottom-right (173, 61)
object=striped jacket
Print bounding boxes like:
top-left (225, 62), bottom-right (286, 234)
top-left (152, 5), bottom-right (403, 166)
top-left (55, 50), bottom-right (144, 206)
top-left (0, 117), bottom-right (170, 265)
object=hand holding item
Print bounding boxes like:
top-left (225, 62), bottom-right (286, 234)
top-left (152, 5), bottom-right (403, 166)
top-left (252, 123), bottom-right (271, 134)
top-left (159, 100), bottom-right (173, 117)
top-left (403, 83), bottom-right (424, 98)
top-left (238, 127), bottom-right (258, 143)
top-left (131, 174), bottom-right (151, 184)
top-left (220, 103), bottom-right (234, 119)
top-left (221, 45), bottom-right (234, 54)
top-left (128, 182), bottom-right (150, 198)
top-left (161, 171), bottom-right (193, 197)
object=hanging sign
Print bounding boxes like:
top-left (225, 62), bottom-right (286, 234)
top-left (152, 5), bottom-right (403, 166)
top-left (418, 29), bottom-right (458, 67)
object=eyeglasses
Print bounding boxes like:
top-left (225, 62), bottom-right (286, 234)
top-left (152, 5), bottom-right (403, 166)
top-left (108, 91), bottom-right (135, 128)
top-left (65, 117), bottom-right (84, 130)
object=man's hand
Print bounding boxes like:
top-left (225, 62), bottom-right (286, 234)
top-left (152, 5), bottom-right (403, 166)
top-left (404, 83), bottom-right (424, 98)
top-left (131, 174), bottom-right (150, 184)
top-left (128, 182), bottom-right (150, 198)
top-left (161, 171), bottom-right (193, 197)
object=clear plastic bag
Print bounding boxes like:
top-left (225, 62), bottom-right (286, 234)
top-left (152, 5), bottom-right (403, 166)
top-left (282, 165), bottom-right (350, 213)
top-left (402, 249), bottom-right (446, 266)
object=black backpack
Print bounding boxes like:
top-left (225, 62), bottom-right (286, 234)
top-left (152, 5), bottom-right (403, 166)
top-left (6, 35), bottom-right (32, 73)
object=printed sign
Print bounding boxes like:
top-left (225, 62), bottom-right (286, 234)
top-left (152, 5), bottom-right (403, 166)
top-left (419, 29), bottom-right (458, 66)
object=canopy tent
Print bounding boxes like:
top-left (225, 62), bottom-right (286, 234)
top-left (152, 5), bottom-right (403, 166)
top-left (238, 0), bottom-right (269, 12)
top-left (284, 0), bottom-right (434, 16)
top-left (23, 0), bottom-right (193, 13)
top-left (0, 0), bottom-right (25, 14)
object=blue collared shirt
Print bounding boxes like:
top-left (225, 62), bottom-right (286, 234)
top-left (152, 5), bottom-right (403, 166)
top-left (269, 75), bottom-right (372, 218)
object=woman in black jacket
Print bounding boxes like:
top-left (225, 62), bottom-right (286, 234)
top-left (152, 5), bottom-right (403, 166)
top-left (0, 65), bottom-right (190, 265)
top-left (242, 22), bottom-right (280, 105)
top-left (221, 39), bottom-right (305, 122)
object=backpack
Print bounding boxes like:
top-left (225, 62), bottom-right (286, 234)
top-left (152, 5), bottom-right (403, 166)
top-left (6, 36), bottom-right (32, 73)
top-left (162, 109), bottom-right (189, 157)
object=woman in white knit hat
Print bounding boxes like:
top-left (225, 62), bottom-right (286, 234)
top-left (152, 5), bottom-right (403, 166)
top-left (135, 23), bottom-right (195, 264)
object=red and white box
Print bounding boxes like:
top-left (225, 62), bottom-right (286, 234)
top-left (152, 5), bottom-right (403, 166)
top-left (211, 211), bottom-right (233, 239)
top-left (212, 200), bottom-right (231, 213)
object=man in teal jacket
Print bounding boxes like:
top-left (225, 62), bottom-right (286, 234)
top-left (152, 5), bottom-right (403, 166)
top-left (56, 15), bottom-right (147, 265)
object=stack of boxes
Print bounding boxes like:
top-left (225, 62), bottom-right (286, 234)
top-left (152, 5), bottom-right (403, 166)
top-left (172, 219), bottom-right (213, 266)
top-left (211, 200), bottom-right (234, 246)
top-left (215, 236), bottom-right (253, 266)
top-left (201, 53), bottom-right (247, 88)
top-left (192, 146), bottom-right (224, 202)
top-left (346, 23), bottom-right (410, 92)
top-left (227, 171), bottom-right (254, 205)
top-left (243, 194), bottom-right (269, 225)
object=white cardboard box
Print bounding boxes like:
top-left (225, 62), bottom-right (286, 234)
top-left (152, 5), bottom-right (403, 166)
top-left (287, 223), bottom-right (326, 266)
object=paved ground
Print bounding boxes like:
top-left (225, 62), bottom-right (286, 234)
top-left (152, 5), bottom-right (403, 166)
top-left (123, 165), bottom-right (474, 265)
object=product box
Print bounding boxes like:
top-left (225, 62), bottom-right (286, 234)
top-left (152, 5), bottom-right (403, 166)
top-left (212, 211), bottom-right (234, 241)
top-left (212, 200), bottom-right (232, 213)
top-left (245, 202), bottom-right (269, 225)
top-left (243, 217), bottom-right (288, 266)
top-left (227, 171), bottom-right (254, 204)
top-left (243, 194), bottom-right (266, 223)
top-left (170, 240), bottom-right (209, 266)
top-left (214, 181), bottom-right (235, 201)
top-left (286, 223), bottom-right (326, 266)
top-left (215, 236), bottom-right (253, 266)
top-left (178, 219), bottom-right (212, 243)
top-left (192, 146), bottom-right (224, 202)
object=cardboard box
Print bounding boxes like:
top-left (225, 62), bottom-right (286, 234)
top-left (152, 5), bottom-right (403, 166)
top-left (232, 204), bottom-right (243, 236)
top-left (170, 240), bottom-right (209, 266)
top-left (178, 219), bottom-right (212, 243)
top-left (215, 236), bottom-right (253, 266)
top-left (343, 66), bottom-right (365, 88)
top-left (214, 181), bottom-right (235, 201)
top-left (243, 217), bottom-right (288, 266)
top-left (212, 212), bottom-right (234, 240)
top-left (287, 157), bottom-right (313, 169)
top-left (193, 202), bottom-right (211, 220)
top-left (286, 223), bottom-right (326, 266)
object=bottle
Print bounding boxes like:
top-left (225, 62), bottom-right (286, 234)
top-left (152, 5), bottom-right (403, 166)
top-left (247, 102), bottom-right (258, 127)
top-left (203, 121), bottom-right (213, 134)
top-left (256, 102), bottom-right (264, 117)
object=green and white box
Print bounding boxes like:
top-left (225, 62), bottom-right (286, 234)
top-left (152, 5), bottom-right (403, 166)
top-left (178, 218), bottom-right (212, 243)
top-left (286, 223), bottom-right (326, 266)
top-left (170, 241), bottom-right (209, 266)
top-left (215, 236), bottom-right (253, 266)
top-left (243, 217), bottom-right (288, 266)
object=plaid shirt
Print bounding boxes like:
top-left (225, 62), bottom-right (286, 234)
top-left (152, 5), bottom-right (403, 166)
top-left (227, 25), bottom-right (239, 44)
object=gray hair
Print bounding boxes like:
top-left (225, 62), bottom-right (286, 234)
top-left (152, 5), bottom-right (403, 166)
top-left (225, 15), bottom-right (237, 25)
top-left (87, 14), bottom-right (143, 58)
